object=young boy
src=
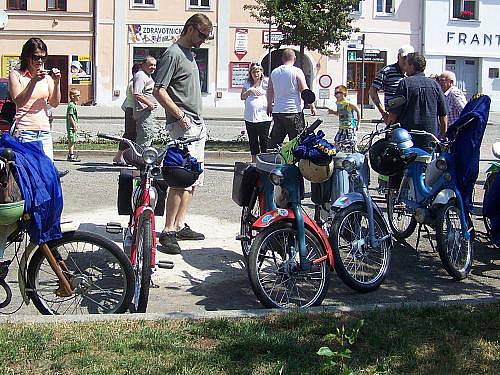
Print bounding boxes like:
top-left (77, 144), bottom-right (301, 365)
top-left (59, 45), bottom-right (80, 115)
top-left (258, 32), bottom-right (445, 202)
top-left (329, 85), bottom-right (361, 148)
top-left (66, 88), bottom-right (80, 162)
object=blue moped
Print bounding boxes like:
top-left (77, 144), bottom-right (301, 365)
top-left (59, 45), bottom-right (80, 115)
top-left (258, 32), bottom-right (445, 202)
top-left (381, 95), bottom-right (490, 279)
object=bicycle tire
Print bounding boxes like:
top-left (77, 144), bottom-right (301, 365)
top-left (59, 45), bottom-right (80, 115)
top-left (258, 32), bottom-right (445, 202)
top-left (27, 230), bottom-right (134, 315)
top-left (248, 222), bottom-right (330, 309)
top-left (240, 187), bottom-right (260, 260)
top-left (133, 216), bottom-right (153, 313)
top-left (386, 188), bottom-right (417, 241)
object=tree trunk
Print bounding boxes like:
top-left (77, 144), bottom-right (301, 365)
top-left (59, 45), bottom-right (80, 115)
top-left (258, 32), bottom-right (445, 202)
top-left (298, 44), bottom-right (305, 70)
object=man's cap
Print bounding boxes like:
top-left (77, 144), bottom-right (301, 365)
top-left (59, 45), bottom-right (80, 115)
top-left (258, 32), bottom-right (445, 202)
top-left (398, 45), bottom-right (414, 57)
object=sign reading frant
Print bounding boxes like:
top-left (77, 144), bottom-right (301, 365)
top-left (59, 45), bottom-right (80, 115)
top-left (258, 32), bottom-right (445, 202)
top-left (128, 24), bottom-right (184, 44)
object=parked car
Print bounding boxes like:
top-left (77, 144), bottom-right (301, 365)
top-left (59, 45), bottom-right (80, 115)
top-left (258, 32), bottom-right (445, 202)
top-left (0, 78), bottom-right (9, 112)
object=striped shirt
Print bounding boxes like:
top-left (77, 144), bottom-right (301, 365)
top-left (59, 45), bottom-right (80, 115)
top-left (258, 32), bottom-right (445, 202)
top-left (444, 85), bottom-right (467, 125)
top-left (371, 62), bottom-right (405, 108)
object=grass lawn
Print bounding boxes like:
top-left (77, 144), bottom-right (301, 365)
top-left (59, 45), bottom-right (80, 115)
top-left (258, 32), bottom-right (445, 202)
top-left (0, 303), bottom-right (498, 374)
top-left (53, 140), bottom-right (250, 152)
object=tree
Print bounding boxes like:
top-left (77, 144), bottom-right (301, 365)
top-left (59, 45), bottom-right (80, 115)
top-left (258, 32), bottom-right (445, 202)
top-left (244, 0), bottom-right (360, 68)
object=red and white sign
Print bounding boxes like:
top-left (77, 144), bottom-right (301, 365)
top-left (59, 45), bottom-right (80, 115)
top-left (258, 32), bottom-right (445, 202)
top-left (229, 62), bottom-right (251, 88)
top-left (234, 28), bottom-right (248, 60)
top-left (318, 74), bottom-right (333, 89)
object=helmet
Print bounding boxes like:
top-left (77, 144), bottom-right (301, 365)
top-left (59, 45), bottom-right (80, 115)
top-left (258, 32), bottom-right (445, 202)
top-left (0, 200), bottom-right (24, 225)
top-left (161, 166), bottom-right (200, 188)
top-left (298, 158), bottom-right (334, 183)
top-left (391, 128), bottom-right (413, 150)
top-left (369, 139), bottom-right (406, 176)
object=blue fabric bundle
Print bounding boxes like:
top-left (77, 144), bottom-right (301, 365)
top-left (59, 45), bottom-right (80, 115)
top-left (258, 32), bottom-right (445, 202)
top-left (446, 94), bottom-right (490, 213)
top-left (0, 133), bottom-right (63, 244)
top-left (293, 130), bottom-right (336, 164)
top-left (163, 146), bottom-right (203, 174)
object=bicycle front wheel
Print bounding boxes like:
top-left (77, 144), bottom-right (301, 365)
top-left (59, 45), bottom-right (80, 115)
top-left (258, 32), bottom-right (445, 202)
top-left (133, 216), bottom-right (153, 313)
top-left (27, 231), bottom-right (134, 315)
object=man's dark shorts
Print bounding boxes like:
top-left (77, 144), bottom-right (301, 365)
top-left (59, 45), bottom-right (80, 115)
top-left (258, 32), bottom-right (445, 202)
top-left (269, 112), bottom-right (305, 149)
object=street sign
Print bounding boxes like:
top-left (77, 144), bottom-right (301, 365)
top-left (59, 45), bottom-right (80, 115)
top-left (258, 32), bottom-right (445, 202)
top-left (318, 74), bottom-right (332, 89)
top-left (319, 89), bottom-right (330, 99)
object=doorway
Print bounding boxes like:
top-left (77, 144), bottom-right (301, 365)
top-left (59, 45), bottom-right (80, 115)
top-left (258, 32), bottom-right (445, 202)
top-left (445, 57), bottom-right (478, 100)
top-left (47, 55), bottom-right (68, 103)
top-left (347, 62), bottom-right (382, 105)
top-left (261, 49), bottom-right (313, 88)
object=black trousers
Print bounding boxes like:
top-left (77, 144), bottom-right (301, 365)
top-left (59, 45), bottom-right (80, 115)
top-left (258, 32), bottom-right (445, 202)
top-left (119, 107), bottom-right (137, 151)
top-left (269, 112), bottom-right (305, 149)
top-left (245, 120), bottom-right (271, 155)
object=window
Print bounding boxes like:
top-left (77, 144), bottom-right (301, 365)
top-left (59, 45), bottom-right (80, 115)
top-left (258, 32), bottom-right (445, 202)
top-left (47, 0), bottom-right (66, 11)
top-left (351, 1), bottom-right (362, 13)
top-left (7, 0), bottom-right (27, 10)
top-left (452, 0), bottom-right (477, 19)
top-left (132, 0), bottom-right (156, 7)
top-left (188, 0), bottom-right (210, 9)
top-left (376, 0), bottom-right (394, 15)
top-left (489, 68), bottom-right (499, 79)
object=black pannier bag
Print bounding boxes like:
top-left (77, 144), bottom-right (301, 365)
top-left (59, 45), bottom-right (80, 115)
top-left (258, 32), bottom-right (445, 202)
top-left (232, 162), bottom-right (259, 207)
top-left (117, 169), bottom-right (166, 216)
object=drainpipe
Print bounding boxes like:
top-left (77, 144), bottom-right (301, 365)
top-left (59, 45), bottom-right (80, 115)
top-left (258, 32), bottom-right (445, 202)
top-left (92, 0), bottom-right (99, 105)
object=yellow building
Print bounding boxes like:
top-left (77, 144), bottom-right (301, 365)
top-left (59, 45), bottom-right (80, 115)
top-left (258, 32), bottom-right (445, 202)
top-left (1, 1), bottom-right (421, 109)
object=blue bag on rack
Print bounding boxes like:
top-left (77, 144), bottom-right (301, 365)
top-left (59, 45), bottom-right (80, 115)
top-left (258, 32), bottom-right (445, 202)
top-left (293, 130), bottom-right (336, 164)
top-left (162, 146), bottom-right (203, 188)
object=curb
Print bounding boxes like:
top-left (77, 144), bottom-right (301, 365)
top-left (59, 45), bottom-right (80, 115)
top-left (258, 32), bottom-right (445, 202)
top-left (53, 150), bottom-right (250, 158)
top-left (1, 295), bottom-right (497, 324)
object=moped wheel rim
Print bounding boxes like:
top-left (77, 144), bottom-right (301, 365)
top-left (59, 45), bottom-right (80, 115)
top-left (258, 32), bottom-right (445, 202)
top-left (443, 206), bottom-right (471, 272)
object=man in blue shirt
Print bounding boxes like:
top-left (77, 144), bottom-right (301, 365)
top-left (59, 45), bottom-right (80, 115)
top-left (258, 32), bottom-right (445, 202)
top-left (388, 53), bottom-right (448, 150)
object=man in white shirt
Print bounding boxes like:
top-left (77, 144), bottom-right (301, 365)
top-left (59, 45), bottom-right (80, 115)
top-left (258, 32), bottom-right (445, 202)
top-left (267, 48), bottom-right (316, 149)
top-left (438, 70), bottom-right (467, 125)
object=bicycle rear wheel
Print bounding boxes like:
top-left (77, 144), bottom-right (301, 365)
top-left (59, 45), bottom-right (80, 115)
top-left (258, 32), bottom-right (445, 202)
top-left (132, 216), bottom-right (152, 313)
top-left (27, 231), bottom-right (134, 315)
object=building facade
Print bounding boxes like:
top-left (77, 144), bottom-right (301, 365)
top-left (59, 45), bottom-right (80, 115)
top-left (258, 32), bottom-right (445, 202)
top-left (1, 1), bottom-right (422, 110)
top-left (423, 0), bottom-right (500, 110)
top-left (0, 0), bottom-right (95, 104)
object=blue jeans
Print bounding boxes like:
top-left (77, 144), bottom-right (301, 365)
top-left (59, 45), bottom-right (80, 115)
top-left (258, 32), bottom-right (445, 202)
top-left (16, 130), bottom-right (54, 160)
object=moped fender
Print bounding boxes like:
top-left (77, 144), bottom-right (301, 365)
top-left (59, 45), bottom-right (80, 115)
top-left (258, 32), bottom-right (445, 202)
top-left (432, 189), bottom-right (456, 205)
top-left (252, 208), bottom-right (335, 269)
top-left (332, 192), bottom-right (385, 218)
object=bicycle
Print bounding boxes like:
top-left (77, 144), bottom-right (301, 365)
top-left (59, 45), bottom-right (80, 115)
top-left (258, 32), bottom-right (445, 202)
top-left (0, 166), bottom-right (134, 314)
top-left (98, 133), bottom-right (199, 313)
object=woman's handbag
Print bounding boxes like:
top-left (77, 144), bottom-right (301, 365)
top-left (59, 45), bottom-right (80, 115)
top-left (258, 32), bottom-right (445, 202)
top-left (0, 157), bottom-right (22, 204)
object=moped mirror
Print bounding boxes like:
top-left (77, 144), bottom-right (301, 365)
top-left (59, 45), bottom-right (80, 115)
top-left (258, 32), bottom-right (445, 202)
top-left (301, 89), bottom-right (316, 105)
top-left (386, 96), bottom-right (406, 111)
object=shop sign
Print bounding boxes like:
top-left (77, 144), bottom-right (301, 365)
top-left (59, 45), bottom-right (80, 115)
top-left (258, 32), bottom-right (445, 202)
top-left (1, 55), bottom-right (20, 77)
top-left (319, 89), bottom-right (330, 99)
top-left (235, 28), bottom-right (248, 60)
top-left (230, 62), bottom-right (251, 88)
top-left (262, 30), bottom-right (284, 44)
top-left (70, 55), bottom-right (92, 85)
top-left (128, 24), bottom-right (183, 44)
top-left (347, 50), bottom-right (386, 63)
top-left (446, 31), bottom-right (500, 47)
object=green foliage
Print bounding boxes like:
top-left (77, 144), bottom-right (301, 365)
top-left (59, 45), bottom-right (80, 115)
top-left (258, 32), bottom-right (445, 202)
top-left (317, 319), bottom-right (364, 374)
top-left (244, 0), bottom-right (360, 56)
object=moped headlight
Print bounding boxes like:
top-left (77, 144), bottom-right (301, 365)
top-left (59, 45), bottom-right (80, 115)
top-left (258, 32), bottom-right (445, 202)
top-left (270, 171), bottom-right (284, 186)
top-left (142, 147), bottom-right (158, 165)
top-left (436, 158), bottom-right (448, 171)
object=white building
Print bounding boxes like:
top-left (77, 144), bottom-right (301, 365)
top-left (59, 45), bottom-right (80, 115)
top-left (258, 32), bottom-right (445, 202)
top-left (423, 0), bottom-right (500, 110)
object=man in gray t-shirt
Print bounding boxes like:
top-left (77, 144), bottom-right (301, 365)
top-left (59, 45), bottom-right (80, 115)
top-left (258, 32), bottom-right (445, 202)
top-left (153, 13), bottom-right (213, 254)
top-left (133, 56), bottom-right (156, 146)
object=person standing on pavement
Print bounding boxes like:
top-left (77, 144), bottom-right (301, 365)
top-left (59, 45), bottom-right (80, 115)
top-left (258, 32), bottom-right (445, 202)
top-left (153, 13), bottom-right (213, 254)
top-left (267, 49), bottom-right (316, 149)
top-left (65, 88), bottom-right (80, 162)
top-left (387, 53), bottom-right (448, 150)
top-left (241, 63), bottom-right (272, 162)
top-left (369, 45), bottom-right (414, 123)
top-left (438, 70), bottom-right (467, 125)
top-left (113, 62), bottom-right (142, 165)
top-left (133, 56), bottom-right (157, 147)
top-left (8, 37), bottom-right (61, 161)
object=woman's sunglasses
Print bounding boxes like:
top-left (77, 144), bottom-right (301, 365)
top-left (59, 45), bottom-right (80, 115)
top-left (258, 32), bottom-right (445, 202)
top-left (31, 54), bottom-right (48, 62)
top-left (334, 91), bottom-right (344, 95)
